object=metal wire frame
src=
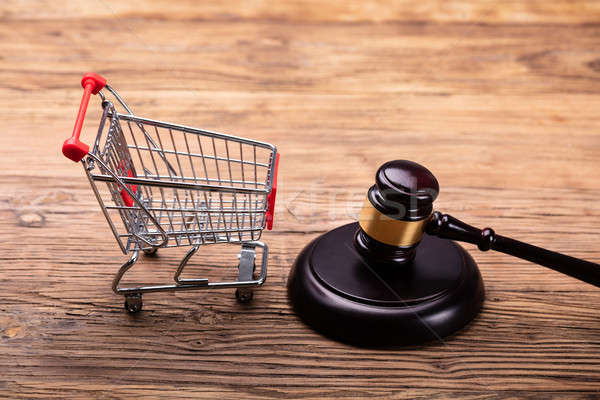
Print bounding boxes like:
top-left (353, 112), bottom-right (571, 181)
top-left (112, 241), bottom-right (268, 296)
top-left (83, 86), bottom-right (277, 254)
top-left (73, 84), bottom-right (277, 310)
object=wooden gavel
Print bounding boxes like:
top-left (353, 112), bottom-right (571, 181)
top-left (356, 160), bottom-right (600, 287)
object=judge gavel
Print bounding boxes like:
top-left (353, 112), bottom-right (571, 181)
top-left (356, 160), bottom-right (600, 287)
top-left (288, 160), bottom-right (600, 346)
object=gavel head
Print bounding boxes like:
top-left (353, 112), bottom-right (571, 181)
top-left (355, 160), bottom-right (439, 264)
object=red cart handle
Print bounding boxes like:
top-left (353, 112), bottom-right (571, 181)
top-left (62, 73), bottom-right (107, 162)
top-left (265, 153), bottom-right (280, 230)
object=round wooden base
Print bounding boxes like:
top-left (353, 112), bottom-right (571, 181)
top-left (287, 223), bottom-right (485, 346)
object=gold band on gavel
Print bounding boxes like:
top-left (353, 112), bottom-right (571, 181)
top-left (358, 198), bottom-right (427, 247)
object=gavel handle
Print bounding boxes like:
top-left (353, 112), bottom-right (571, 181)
top-left (425, 211), bottom-right (600, 288)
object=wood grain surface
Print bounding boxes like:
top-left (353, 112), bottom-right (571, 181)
top-left (2, 1), bottom-right (600, 398)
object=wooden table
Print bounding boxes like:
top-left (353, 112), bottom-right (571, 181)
top-left (2, 1), bottom-right (600, 398)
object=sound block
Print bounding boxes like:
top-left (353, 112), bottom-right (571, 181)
top-left (287, 222), bottom-right (484, 346)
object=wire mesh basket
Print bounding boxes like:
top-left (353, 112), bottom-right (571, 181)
top-left (62, 73), bottom-right (279, 312)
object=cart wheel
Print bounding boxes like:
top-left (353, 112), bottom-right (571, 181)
top-left (143, 248), bottom-right (158, 256)
top-left (235, 288), bottom-right (254, 303)
top-left (124, 294), bottom-right (143, 313)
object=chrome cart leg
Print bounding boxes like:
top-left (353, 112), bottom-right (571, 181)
top-left (173, 246), bottom-right (207, 285)
top-left (112, 250), bottom-right (140, 294)
top-left (112, 250), bottom-right (144, 313)
top-left (235, 244), bottom-right (257, 303)
top-left (111, 242), bottom-right (268, 312)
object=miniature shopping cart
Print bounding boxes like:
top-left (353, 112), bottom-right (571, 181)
top-left (62, 73), bottom-right (279, 313)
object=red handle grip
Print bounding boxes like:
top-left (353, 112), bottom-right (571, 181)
top-left (265, 153), bottom-right (280, 230)
top-left (62, 73), bottom-right (107, 162)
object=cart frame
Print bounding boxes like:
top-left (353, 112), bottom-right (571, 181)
top-left (62, 73), bottom-right (278, 312)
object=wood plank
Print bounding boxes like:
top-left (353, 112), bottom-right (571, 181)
top-left (2, 0), bottom-right (600, 398)
top-left (4, 0), bottom-right (600, 23)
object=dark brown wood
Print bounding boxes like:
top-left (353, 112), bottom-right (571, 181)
top-left (427, 211), bottom-right (600, 288)
top-left (288, 222), bottom-right (485, 346)
top-left (355, 160), bottom-right (440, 263)
top-left (354, 227), bottom-right (418, 264)
top-left (372, 160), bottom-right (439, 220)
top-left (3, 0), bottom-right (600, 398)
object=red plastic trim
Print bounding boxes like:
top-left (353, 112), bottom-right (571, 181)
top-left (62, 73), bottom-right (107, 162)
top-left (119, 161), bottom-right (138, 207)
top-left (265, 153), bottom-right (279, 230)
top-left (81, 72), bottom-right (106, 94)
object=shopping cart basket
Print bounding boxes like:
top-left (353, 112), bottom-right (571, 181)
top-left (62, 73), bottom-right (279, 313)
